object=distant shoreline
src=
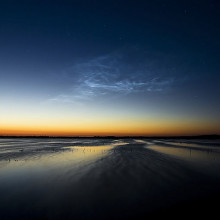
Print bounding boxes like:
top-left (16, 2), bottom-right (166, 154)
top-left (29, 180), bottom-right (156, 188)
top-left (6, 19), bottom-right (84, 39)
top-left (0, 134), bottom-right (219, 139)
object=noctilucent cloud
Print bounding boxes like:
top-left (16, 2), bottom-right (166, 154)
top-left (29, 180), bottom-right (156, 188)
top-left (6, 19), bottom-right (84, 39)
top-left (0, 0), bottom-right (220, 136)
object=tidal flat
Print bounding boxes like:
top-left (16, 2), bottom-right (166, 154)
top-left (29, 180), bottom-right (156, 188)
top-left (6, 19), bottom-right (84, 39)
top-left (0, 138), bottom-right (220, 220)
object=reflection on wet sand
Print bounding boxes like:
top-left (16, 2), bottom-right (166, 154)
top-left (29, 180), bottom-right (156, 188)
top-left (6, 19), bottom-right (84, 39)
top-left (147, 145), bottom-right (220, 162)
top-left (0, 145), bottom-right (113, 173)
top-left (0, 138), bottom-right (220, 220)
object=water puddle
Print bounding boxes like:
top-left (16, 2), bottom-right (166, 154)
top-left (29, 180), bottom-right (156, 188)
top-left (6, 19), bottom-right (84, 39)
top-left (151, 144), bottom-right (218, 159)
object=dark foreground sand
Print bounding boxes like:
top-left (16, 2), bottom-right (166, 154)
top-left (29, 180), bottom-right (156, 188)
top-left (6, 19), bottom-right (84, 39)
top-left (0, 138), bottom-right (220, 219)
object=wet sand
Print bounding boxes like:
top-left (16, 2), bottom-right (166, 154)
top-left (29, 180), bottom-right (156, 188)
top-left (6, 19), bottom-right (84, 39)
top-left (0, 138), bottom-right (220, 219)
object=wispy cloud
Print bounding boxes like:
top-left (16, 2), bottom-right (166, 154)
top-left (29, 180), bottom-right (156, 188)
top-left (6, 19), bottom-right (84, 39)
top-left (49, 53), bottom-right (176, 104)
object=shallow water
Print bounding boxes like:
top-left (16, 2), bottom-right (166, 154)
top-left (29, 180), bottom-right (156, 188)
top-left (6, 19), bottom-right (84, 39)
top-left (0, 138), bottom-right (220, 219)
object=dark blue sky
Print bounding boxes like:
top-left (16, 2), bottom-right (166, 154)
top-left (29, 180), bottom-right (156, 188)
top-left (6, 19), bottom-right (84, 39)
top-left (0, 0), bottom-right (220, 135)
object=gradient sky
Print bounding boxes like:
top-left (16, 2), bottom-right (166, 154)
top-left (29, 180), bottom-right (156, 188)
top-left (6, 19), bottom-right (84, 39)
top-left (0, 0), bottom-right (220, 136)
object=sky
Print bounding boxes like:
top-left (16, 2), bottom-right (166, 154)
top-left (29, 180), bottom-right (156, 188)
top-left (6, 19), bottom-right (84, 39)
top-left (0, 0), bottom-right (220, 136)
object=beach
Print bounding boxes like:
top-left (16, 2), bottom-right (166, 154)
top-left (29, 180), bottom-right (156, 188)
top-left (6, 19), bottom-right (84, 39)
top-left (0, 138), bottom-right (220, 219)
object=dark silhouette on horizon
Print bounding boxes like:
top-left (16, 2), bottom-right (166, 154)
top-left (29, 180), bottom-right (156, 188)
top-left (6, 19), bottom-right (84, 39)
top-left (0, 134), bottom-right (219, 139)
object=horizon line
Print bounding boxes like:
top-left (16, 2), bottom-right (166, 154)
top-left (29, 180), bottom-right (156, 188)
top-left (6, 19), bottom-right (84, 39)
top-left (0, 134), bottom-right (219, 139)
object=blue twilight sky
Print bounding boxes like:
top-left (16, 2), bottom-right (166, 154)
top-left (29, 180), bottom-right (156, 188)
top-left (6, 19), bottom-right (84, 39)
top-left (0, 0), bottom-right (220, 135)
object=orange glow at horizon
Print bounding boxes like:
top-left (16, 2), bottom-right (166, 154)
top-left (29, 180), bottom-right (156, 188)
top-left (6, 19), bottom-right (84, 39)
top-left (1, 94), bottom-right (219, 137)
top-left (1, 118), bottom-right (219, 136)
